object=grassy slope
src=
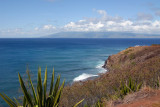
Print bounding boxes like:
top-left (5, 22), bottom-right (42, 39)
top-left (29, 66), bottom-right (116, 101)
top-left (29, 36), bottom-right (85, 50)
top-left (59, 45), bottom-right (160, 106)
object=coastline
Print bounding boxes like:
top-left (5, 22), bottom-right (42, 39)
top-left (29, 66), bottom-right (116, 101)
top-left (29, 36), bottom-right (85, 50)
top-left (1, 39), bottom-right (160, 106)
top-left (73, 60), bottom-right (108, 82)
top-left (60, 45), bottom-right (160, 106)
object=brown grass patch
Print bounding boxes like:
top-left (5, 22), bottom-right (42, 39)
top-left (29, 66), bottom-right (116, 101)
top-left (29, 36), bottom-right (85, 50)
top-left (59, 46), bottom-right (160, 106)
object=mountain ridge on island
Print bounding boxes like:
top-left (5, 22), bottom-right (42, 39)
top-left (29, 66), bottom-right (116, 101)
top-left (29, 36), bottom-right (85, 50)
top-left (44, 31), bottom-right (160, 38)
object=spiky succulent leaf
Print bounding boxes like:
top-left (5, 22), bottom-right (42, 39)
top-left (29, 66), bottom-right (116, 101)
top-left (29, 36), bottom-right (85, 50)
top-left (73, 99), bottom-right (84, 107)
top-left (53, 75), bottom-right (60, 97)
top-left (14, 97), bottom-right (21, 106)
top-left (137, 82), bottom-right (142, 91)
top-left (37, 67), bottom-right (43, 107)
top-left (18, 73), bottom-right (33, 106)
top-left (49, 68), bottom-right (54, 95)
top-left (23, 96), bottom-right (26, 107)
top-left (43, 67), bottom-right (47, 106)
top-left (27, 69), bottom-right (38, 104)
top-left (53, 80), bottom-right (65, 106)
top-left (129, 78), bottom-right (132, 88)
top-left (0, 93), bottom-right (17, 107)
top-left (46, 95), bottom-right (55, 107)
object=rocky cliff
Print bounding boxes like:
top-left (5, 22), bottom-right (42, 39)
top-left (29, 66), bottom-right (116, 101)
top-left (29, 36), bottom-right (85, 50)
top-left (60, 45), bottom-right (160, 106)
top-left (103, 45), bottom-right (160, 71)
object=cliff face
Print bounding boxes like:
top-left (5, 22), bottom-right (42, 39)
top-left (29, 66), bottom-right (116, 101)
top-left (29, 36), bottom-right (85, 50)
top-left (60, 45), bottom-right (160, 107)
top-left (102, 45), bottom-right (160, 106)
top-left (103, 45), bottom-right (160, 72)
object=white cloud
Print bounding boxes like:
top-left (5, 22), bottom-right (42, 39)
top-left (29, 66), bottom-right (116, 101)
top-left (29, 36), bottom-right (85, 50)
top-left (63, 10), bottom-right (160, 34)
top-left (34, 25), bottom-right (56, 32)
top-left (43, 25), bottom-right (56, 30)
top-left (1, 9), bottom-right (160, 38)
top-left (64, 21), bottom-right (104, 31)
top-left (0, 25), bottom-right (57, 38)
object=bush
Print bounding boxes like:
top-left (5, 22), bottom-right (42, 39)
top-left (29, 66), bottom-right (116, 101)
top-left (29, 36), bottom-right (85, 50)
top-left (114, 78), bottom-right (142, 98)
top-left (124, 49), bottom-right (132, 54)
top-left (129, 53), bottom-right (135, 60)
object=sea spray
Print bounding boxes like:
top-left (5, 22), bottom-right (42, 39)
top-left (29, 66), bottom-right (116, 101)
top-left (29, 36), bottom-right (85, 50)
top-left (73, 73), bottom-right (98, 82)
top-left (73, 61), bottom-right (107, 82)
top-left (96, 61), bottom-right (107, 73)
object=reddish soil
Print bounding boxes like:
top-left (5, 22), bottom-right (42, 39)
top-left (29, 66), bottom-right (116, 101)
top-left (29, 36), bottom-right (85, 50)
top-left (60, 45), bottom-right (160, 106)
top-left (115, 88), bottom-right (160, 107)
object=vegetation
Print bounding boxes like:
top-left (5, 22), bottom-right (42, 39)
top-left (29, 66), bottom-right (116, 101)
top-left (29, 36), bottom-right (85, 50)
top-left (114, 78), bottom-right (142, 98)
top-left (124, 49), bottom-right (132, 54)
top-left (0, 67), bottom-right (83, 107)
top-left (1, 45), bottom-right (160, 107)
top-left (59, 46), bottom-right (160, 106)
top-left (131, 61), bottom-right (136, 65)
top-left (129, 53), bottom-right (135, 60)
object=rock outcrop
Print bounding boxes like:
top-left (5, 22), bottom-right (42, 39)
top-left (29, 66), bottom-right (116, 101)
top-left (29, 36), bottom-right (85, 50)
top-left (103, 45), bottom-right (160, 71)
top-left (60, 45), bottom-right (160, 107)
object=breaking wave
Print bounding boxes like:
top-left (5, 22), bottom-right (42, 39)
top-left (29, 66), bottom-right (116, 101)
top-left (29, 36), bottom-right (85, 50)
top-left (134, 45), bottom-right (140, 47)
top-left (73, 73), bottom-right (98, 82)
top-left (96, 61), bottom-right (107, 73)
top-left (73, 61), bottom-right (107, 82)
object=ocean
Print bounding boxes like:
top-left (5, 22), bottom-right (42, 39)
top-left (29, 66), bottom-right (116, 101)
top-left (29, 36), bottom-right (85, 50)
top-left (0, 38), bottom-right (160, 106)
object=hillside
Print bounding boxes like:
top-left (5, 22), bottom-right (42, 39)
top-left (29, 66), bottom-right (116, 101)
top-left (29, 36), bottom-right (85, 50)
top-left (103, 45), bottom-right (160, 71)
top-left (115, 88), bottom-right (160, 107)
top-left (59, 45), bottom-right (160, 107)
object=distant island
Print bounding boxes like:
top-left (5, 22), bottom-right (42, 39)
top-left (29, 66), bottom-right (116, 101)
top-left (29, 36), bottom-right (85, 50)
top-left (45, 32), bottom-right (160, 38)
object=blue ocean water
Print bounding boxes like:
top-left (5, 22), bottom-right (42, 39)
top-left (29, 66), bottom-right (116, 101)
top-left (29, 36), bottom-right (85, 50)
top-left (0, 38), bottom-right (160, 106)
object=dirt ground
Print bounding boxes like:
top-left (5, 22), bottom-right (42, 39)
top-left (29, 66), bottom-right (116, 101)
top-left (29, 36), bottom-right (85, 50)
top-left (114, 88), bottom-right (160, 107)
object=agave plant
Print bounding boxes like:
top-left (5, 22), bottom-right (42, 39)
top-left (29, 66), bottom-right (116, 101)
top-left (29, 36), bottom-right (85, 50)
top-left (95, 100), bottom-right (103, 107)
top-left (114, 77), bottom-right (142, 98)
top-left (155, 76), bottom-right (160, 89)
top-left (0, 67), bottom-right (84, 107)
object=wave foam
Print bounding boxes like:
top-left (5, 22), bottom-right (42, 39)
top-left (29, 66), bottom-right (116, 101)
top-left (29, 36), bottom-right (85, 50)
top-left (134, 45), bottom-right (140, 47)
top-left (73, 73), bottom-right (98, 82)
top-left (96, 61), bottom-right (104, 68)
top-left (99, 69), bottom-right (107, 73)
top-left (96, 61), bottom-right (107, 73)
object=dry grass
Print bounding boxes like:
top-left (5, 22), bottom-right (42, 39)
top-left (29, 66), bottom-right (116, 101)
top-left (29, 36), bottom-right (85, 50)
top-left (59, 46), bottom-right (160, 106)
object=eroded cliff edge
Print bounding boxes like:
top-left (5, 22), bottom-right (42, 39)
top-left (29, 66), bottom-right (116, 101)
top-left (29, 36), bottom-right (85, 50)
top-left (103, 45), bottom-right (160, 71)
top-left (60, 45), bottom-right (160, 107)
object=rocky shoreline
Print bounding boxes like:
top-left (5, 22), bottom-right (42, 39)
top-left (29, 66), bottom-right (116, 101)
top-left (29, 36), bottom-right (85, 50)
top-left (60, 45), bottom-right (160, 106)
top-left (103, 45), bottom-right (160, 70)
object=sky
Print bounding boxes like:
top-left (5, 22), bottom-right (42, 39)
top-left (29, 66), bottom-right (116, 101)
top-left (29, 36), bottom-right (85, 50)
top-left (0, 0), bottom-right (160, 38)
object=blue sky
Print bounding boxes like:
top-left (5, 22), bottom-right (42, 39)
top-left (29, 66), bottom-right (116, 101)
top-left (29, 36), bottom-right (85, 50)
top-left (0, 0), bottom-right (160, 38)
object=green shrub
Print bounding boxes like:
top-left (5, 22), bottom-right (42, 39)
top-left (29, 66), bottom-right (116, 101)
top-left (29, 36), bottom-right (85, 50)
top-left (114, 78), bottom-right (142, 98)
top-left (95, 100), bottom-right (103, 107)
top-left (124, 49), bottom-right (132, 54)
top-left (131, 62), bottom-right (136, 65)
top-left (0, 67), bottom-right (83, 107)
top-left (129, 53), bottom-right (135, 60)
top-left (155, 76), bottom-right (160, 89)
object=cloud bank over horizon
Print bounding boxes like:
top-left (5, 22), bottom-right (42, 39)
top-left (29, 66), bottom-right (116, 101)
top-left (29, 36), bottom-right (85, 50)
top-left (0, 9), bottom-right (160, 38)
top-left (63, 10), bottom-right (160, 34)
